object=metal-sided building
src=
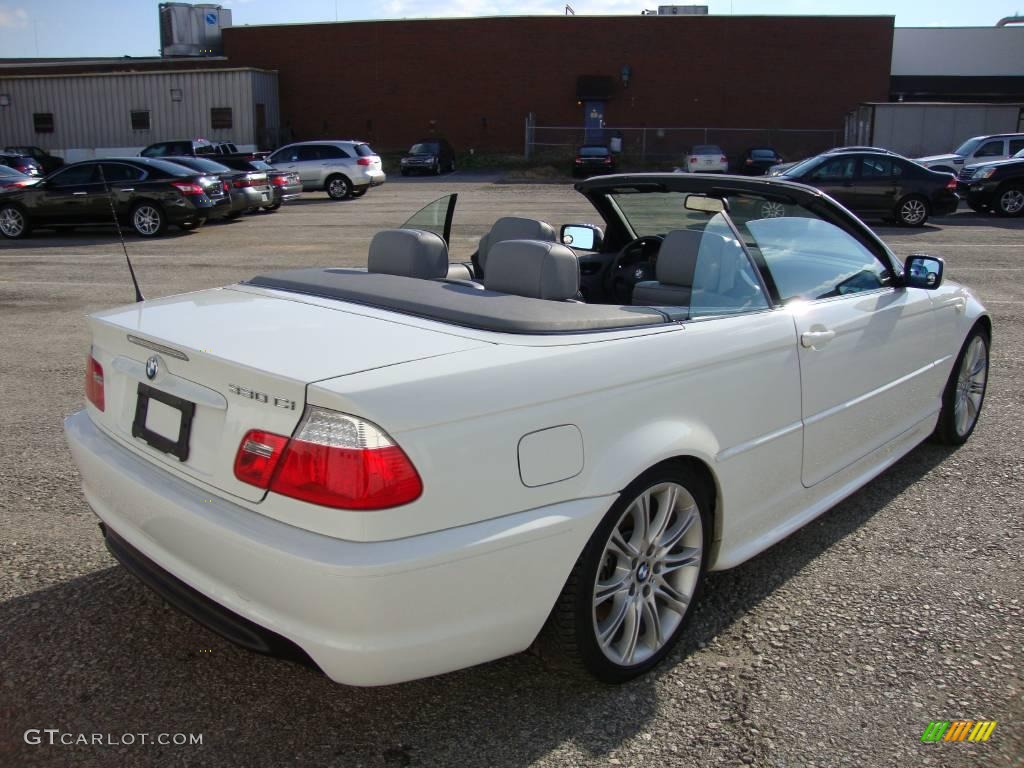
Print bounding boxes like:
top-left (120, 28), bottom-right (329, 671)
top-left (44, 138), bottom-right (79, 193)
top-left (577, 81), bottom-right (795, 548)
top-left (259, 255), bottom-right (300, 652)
top-left (0, 66), bottom-right (279, 161)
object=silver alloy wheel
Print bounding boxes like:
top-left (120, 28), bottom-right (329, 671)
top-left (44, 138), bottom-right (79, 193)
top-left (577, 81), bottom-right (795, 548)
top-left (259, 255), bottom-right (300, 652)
top-left (133, 205), bottom-right (162, 236)
top-left (327, 177), bottom-right (349, 199)
top-left (760, 201), bottom-right (785, 218)
top-left (592, 481), bottom-right (703, 667)
top-left (899, 198), bottom-right (927, 225)
top-left (0, 206), bottom-right (26, 237)
top-left (998, 188), bottom-right (1024, 215)
top-left (954, 335), bottom-right (988, 437)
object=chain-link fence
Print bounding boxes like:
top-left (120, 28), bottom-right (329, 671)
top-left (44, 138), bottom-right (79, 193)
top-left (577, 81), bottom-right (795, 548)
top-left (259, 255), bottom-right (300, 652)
top-left (524, 121), bottom-right (841, 168)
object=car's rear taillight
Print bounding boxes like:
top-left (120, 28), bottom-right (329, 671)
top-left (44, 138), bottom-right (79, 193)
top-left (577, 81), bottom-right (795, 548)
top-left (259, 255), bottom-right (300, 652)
top-left (720, 155), bottom-right (728, 163)
top-left (222, 180), bottom-right (230, 193)
top-left (689, 156), bottom-right (698, 163)
top-left (85, 353), bottom-right (104, 411)
top-left (234, 430), bottom-right (290, 488)
top-left (945, 177), bottom-right (958, 191)
top-left (357, 158), bottom-right (372, 166)
top-left (270, 175), bottom-right (287, 187)
top-left (603, 156), bottom-right (611, 164)
top-left (171, 181), bottom-right (205, 195)
top-left (234, 407), bottom-right (422, 510)
top-left (0, 179), bottom-right (32, 189)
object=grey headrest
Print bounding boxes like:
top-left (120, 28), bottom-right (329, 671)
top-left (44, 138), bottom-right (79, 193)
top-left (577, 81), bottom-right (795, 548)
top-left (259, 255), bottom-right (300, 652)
top-left (656, 229), bottom-right (704, 287)
top-left (368, 229), bottom-right (448, 279)
top-left (484, 240), bottom-right (580, 300)
top-left (478, 217), bottom-right (556, 270)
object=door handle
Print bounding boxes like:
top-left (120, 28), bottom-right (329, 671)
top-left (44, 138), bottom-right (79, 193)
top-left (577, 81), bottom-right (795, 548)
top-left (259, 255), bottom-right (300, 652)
top-left (118, 188), bottom-right (135, 193)
top-left (72, 191), bottom-right (88, 196)
top-left (801, 329), bottom-right (836, 348)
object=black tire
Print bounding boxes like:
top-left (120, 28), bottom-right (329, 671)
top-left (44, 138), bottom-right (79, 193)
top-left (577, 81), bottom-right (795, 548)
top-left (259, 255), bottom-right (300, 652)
top-left (539, 462), bottom-right (712, 683)
top-left (993, 185), bottom-right (1024, 217)
top-left (351, 187), bottom-right (368, 198)
top-left (400, 169), bottom-right (410, 177)
top-left (895, 195), bottom-right (929, 227)
top-left (325, 174), bottom-right (352, 200)
top-left (130, 202), bottom-right (166, 237)
top-left (931, 325), bottom-right (990, 446)
top-left (967, 202), bottom-right (989, 214)
top-left (0, 203), bottom-right (30, 239)
top-left (432, 160), bottom-right (441, 176)
top-left (224, 210), bottom-right (243, 221)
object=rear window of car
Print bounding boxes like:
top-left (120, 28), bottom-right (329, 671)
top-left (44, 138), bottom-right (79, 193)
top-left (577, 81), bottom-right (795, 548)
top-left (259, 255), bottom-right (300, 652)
top-left (751, 149), bottom-right (777, 159)
top-left (354, 144), bottom-right (376, 157)
top-left (693, 145), bottom-right (723, 154)
top-left (170, 157), bottom-right (231, 173)
top-left (579, 146), bottom-right (610, 157)
top-left (193, 143), bottom-right (217, 156)
top-left (143, 159), bottom-right (197, 177)
top-left (248, 160), bottom-right (273, 171)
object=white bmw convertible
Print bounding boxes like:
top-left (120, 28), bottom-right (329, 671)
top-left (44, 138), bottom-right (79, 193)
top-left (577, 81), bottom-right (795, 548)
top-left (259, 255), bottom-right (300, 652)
top-left (65, 174), bottom-right (990, 686)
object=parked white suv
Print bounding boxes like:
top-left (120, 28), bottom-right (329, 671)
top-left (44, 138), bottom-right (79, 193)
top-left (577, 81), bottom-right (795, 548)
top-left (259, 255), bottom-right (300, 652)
top-left (267, 141), bottom-right (385, 200)
top-left (917, 133), bottom-right (1024, 174)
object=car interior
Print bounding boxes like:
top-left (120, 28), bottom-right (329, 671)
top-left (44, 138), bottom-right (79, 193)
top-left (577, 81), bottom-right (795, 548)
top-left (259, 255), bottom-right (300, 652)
top-left (244, 178), bottom-right (899, 334)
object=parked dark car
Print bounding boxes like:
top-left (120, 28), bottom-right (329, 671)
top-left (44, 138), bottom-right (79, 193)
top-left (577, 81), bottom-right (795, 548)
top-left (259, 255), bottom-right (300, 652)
top-left (212, 156), bottom-right (300, 211)
top-left (768, 146), bottom-right (899, 176)
top-left (0, 152), bottom-right (43, 177)
top-left (0, 157), bottom-right (230, 239)
top-left (141, 139), bottom-right (219, 158)
top-left (0, 166), bottom-right (37, 191)
top-left (164, 155), bottom-right (254, 220)
top-left (4, 145), bottom-right (64, 174)
top-left (778, 151), bottom-right (958, 226)
top-left (400, 138), bottom-right (456, 176)
top-left (573, 145), bottom-right (616, 177)
top-left (737, 147), bottom-right (783, 175)
top-left (957, 152), bottom-right (1024, 217)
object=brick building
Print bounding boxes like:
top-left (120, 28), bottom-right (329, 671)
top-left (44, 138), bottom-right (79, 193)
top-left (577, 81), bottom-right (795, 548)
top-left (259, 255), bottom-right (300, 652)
top-left (222, 15), bottom-right (894, 154)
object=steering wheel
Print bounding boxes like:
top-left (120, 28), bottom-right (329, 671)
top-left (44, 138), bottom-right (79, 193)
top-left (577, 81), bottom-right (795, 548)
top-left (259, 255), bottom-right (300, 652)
top-left (604, 235), bottom-right (665, 305)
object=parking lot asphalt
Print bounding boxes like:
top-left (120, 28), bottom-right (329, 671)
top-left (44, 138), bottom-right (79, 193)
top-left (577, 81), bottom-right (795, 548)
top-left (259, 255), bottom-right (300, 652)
top-left (0, 180), bottom-right (1021, 768)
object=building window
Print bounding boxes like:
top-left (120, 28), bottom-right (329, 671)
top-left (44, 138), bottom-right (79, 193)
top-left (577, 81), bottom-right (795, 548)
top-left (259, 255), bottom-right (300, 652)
top-left (130, 110), bottom-right (151, 131)
top-left (210, 107), bottom-right (232, 130)
top-left (0, 94), bottom-right (10, 107)
top-left (33, 113), bottom-right (54, 133)
top-left (169, 88), bottom-right (182, 102)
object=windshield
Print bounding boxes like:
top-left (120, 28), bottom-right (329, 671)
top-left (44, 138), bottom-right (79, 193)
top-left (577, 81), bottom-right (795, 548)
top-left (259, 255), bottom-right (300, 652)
top-left (579, 146), bottom-right (610, 157)
top-left (610, 190), bottom-right (726, 237)
top-left (780, 156), bottom-right (822, 177)
top-left (409, 143), bottom-right (439, 155)
top-left (953, 138), bottom-right (982, 157)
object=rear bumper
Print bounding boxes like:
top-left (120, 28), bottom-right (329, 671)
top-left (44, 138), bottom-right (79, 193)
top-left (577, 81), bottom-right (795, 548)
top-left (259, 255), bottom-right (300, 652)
top-left (362, 170), bottom-right (386, 188)
top-left (931, 192), bottom-right (960, 217)
top-left (64, 409), bottom-right (609, 686)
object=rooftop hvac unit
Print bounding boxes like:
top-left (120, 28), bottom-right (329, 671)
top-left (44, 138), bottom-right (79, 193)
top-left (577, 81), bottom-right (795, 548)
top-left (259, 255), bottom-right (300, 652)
top-left (160, 3), bottom-right (233, 57)
top-left (657, 5), bottom-right (709, 14)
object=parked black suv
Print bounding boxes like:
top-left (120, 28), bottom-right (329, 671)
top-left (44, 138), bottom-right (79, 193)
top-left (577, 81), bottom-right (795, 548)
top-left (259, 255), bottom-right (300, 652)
top-left (400, 138), bottom-right (456, 176)
top-left (0, 157), bottom-right (230, 239)
top-left (957, 151), bottom-right (1024, 217)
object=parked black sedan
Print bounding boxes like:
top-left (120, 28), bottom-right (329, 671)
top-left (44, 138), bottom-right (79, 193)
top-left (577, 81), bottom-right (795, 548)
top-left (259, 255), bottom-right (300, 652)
top-left (572, 145), bottom-right (616, 177)
top-left (4, 145), bottom-right (63, 174)
top-left (957, 152), bottom-right (1024, 217)
top-left (163, 155), bottom-right (252, 220)
top-left (737, 147), bottom-right (783, 175)
top-left (0, 157), bottom-right (230, 239)
top-left (777, 151), bottom-right (958, 226)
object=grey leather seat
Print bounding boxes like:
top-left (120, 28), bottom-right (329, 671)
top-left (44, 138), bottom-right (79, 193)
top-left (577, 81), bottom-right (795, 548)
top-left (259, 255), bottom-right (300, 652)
top-left (368, 229), bottom-right (449, 279)
top-left (484, 240), bottom-right (580, 301)
top-left (631, 229), bottom-right (703, 307)
top-left (474, 217), bottom-right (557, 277)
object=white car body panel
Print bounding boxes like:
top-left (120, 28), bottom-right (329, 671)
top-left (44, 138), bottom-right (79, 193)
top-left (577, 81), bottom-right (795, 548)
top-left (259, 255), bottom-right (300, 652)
top-left (63, 188), bottom-right (989, 685)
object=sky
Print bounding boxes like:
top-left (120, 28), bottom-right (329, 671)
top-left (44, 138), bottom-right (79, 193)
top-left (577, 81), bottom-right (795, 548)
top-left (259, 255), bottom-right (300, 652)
top-left (0, 0), bottom-right (1020, 58)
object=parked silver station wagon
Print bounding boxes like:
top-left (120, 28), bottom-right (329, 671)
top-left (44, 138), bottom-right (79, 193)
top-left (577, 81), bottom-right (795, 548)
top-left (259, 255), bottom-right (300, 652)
top-left (267, 141), bottom-right (385, 200)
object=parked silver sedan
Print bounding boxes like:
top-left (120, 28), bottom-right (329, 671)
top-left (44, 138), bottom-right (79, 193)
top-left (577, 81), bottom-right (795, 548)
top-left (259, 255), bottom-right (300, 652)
top-left (267, 141), bottom-right (385, 200)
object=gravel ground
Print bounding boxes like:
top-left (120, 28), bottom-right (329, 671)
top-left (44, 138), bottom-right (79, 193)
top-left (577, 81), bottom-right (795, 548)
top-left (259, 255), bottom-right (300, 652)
top-left (0, 175), bottom-right (1021, 768)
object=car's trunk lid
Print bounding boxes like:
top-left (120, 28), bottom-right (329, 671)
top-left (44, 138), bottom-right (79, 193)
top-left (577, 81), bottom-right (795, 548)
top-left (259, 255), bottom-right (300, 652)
top-left (86, 286), bottom-right (487, 502)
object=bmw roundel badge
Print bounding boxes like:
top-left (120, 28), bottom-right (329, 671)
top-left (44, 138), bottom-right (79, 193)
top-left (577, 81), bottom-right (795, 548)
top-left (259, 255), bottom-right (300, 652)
top-left (145, 355), bottom-right (160, 380)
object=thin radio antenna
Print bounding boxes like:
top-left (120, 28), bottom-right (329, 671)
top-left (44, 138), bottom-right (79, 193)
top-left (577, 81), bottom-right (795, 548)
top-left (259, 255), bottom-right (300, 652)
top-left (97, 162), bottom-right (145, 303)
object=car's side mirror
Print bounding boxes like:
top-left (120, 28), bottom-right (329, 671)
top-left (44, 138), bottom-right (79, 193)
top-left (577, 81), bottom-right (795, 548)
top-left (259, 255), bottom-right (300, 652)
top-left (904, 254), bottom-right (944, 290)
top-left (561, 224), bottom-right (603, 250)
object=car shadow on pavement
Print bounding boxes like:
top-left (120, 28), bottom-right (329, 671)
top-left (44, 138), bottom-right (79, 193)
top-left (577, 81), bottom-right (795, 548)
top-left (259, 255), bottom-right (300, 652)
top-left (0, 442), bottom-right (955, 768)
